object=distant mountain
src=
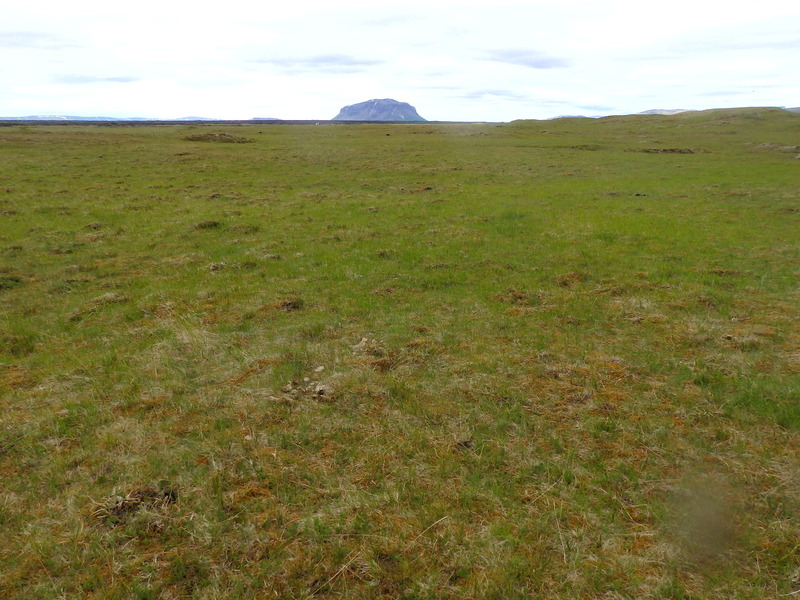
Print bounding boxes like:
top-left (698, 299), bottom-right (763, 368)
top-left (0, 115), bottom-right (125, 121)
top-left (0, 115), bottom-right (216, 121)
top-left (332, 99), bottom-right (426, 122)
top-left (638, 107), bottom-right (800, 116)
top-left (638, 109), bottom-right (691, 115)
top-left (3, 105), bottom-right (797, 124)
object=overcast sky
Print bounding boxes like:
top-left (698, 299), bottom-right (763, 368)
top-left (2, 0), bottom-right (798, 121)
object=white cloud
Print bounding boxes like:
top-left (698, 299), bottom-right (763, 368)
top-left (53, 75), bottom-right (139, 84)
top-left (0, 31), bottom-right (75, 49)
top-left (1, 0), bottom-right (798, 120)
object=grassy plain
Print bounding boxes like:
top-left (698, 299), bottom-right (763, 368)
top-left (0, 108), bottom-right (798, 599)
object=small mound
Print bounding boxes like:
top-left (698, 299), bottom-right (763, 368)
top-left (183, 132), bottom-right (254, 143)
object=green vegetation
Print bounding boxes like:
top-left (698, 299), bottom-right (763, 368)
top-left (1, 108), bottom-right (798, 599)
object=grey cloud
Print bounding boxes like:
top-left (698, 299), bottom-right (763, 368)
top-left (486, 49), bottom-right (570, 69)
top-left (255, 54), bottom-right (383, 73)
top-left (0, 31), bottom-right (74, 49)
top-left (54, 75), bottom-right (139, 84)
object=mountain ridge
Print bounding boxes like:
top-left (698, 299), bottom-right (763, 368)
top-left (1, 106), bottom-right (797, 123)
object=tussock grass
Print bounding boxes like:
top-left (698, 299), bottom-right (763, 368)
top-left (0, 109), bottom-right (798, 598)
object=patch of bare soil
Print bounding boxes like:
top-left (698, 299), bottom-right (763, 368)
top-left (90, 485), bottom-right (178, 525)
top-left (182, 133), bottom-right (254, 143)
top-left (636, 148), bottom-right (699, 154)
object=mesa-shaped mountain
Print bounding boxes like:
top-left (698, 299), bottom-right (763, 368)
top-left (332, 99), bottom-right (426, 122)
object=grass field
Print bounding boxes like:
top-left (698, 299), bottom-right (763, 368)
top-left (1, 108), bottom-right (798, 599)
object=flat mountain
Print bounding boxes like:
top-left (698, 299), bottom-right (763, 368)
top-left (332, 99), bottom-right (426, 122)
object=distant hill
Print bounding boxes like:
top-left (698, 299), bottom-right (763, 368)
top-left (0, 115), bottom-right (143, 121)
top-left (639, 107), bottom-right (800, 116)
top-left (0, 115), bottom-right (216, 122)
top-left (332, 99), bottom-right (426, 122)
top-left (638, 109), bottom-right (691, 115)
top-left (2, 105), bottom-right (796, 124)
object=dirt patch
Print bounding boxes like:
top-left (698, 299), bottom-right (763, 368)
top-left (492, 288), bottom-right (533, 305)
top-left (0, 365), bottom-right (36, 390)
top-left (279, 298), bottom-right (304, 312)
top-left (0, 275), bottom-right (23, 291)
top-left (229, 224), bottom-right (261, 234)
top-left (555, 272), bottom-right (586, 287)
top-left (90, 485), bottom-right (178, 525)
top-left (635, 148), bottom-right (699, 154)
top-left (352, 336), bottom-right (399, 371)
top-left (194, 220), bottom-right (222, 230)
top-left (183, 133), bottom-right (254, 143)
top-left (708, 268), bottom-right (741, 276)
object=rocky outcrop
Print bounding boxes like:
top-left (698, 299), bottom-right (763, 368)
top-left (332, 99), bottom-right (426, 122)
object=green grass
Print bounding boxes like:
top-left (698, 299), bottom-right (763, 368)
top-left (1, 108), bottom-right (799, 598)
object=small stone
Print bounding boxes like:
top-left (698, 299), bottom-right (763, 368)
top-left (314, 366), bottom-right (325, 372)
